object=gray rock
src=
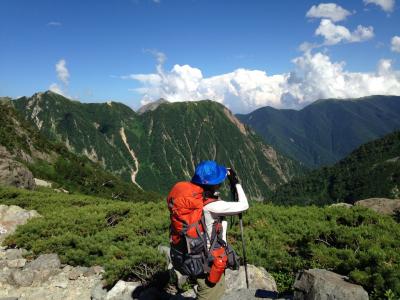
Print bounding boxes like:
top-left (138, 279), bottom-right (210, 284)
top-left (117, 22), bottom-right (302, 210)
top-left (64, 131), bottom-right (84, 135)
top-left (84, 265), bottom-right (104, 277)
top-left (355, 198), bottom-right (400, 215)
top-left (91, 281), bottom-right (108, 300)
top-left (173, 269), bottom-right (188, 290)
top-left (9, 269), bottom-right (34, 286)
top-left (225, 264), bottom-right (278, 294)
top-left (0, 148), bottom-right (35, 190)
top-left (69, 266), bottom-right (89, 280)
top-left (171, 289), bottom-right (196, 299)
top-left (0, 297), bottom-right (19, 300)
top-left (0, 267), bottom-right (12, 283)
top-left (293, 269), bottom-right (369, 300)
top-left (106, 280), bottom-right (141, 300)
top-left (157, 245), bottom-right (171, 266)
top-left (329, 203), bottom-right (352, 208)
top-left (0, 205), bottom-right (40, 243)
top-left (6, 259), bottom-right (26, 268)
top-left (54, 279), bottom-right (69, 289)
top-left (4, 249), bottom-right (27, 260)
top-left (25, 254), bottom-right (61, 271)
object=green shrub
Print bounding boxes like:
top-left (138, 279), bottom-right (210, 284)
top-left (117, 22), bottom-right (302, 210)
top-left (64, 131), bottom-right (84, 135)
top-left (1, 186), bottom-right (399, 298)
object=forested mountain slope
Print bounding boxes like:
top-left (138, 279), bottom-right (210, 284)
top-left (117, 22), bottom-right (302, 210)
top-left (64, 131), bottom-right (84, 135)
top-left (271, 131), bottom-right (400, 205)
top-left (237, 96), bottom-right (400, 168)
top-left (13, 91), bottom-right (302, 199)
top-left (0, 99), bottom-right (158, 201)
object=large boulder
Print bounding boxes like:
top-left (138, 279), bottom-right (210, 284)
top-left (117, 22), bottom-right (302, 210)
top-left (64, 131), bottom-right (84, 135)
top-left (355, 198), bottom-right (400, 215)
top-left (225, 264), bottom-right (277, 294)
top-left (293, 269), bottom-right (369, 300)
top-left (0, 205), bottom-right (40, 244)
top-left (0, 146), bottom-right (35, 190)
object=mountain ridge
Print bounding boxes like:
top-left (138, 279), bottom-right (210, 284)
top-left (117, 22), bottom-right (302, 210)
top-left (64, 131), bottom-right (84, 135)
top-left (271, 130), bottom-right (400, 205)
top-left (13, 91), bottom-right (302, 199)
top-left (237, 95), bottom-right (400, 168)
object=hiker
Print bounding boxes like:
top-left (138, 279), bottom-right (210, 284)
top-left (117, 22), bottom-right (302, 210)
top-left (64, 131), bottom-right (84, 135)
top-left (167, 160), bottom-right (249, 300)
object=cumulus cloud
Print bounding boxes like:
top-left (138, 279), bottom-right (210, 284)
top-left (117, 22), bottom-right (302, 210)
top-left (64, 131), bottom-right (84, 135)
top-left (49, 59), bottom-right (70, 96)
top-left (123, 52), bottom-right (400, 113)
top-left (55, 59), bottom-right (69, 85)
top-left (306, 3), bottom-right (352, 22)
top-left (364, 0), bottom-right (395, 12)
top-left (49, 83), bottom-right (64, 95)
top-left (391, 36), bottom-right (400, 52)
top-left (315, 19), bottom-right (374, 45)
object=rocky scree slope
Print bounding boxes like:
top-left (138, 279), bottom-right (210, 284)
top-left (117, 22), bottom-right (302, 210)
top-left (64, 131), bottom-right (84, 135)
top-left (0, 100), bottom-right (157, 201)
top-left (14, 91), bottom-right (303, 199)
top-left (237, 95), bottom-right (400, 168)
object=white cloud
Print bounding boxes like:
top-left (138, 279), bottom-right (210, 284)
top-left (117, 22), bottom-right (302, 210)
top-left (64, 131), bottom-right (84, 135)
top-left (123, 52), bottom-right (400, 113)
top-left (49, 59), bottom-right (70, 96)
top-left (315, 19), bottom-right (374, 45)
top-left (55, 59), bottom-right (70, 85)
top-left (391, 36), bottom-right (400, 52)
top-left (364, 0), bottom-right (395, 12)
top-left (47, 21), bottom-right (62, 26)
top-left (306, 3), bottom-right (352, 22)
top-left (49, 83), bottom-right (65, 96)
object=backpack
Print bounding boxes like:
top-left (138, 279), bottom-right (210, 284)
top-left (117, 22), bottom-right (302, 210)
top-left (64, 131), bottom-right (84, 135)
top-left (167, 181), bottom-right (239, 278)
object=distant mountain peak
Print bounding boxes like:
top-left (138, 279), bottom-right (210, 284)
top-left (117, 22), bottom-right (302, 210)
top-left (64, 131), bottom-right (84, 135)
top-left (137, 98), bottom-right (169, 114)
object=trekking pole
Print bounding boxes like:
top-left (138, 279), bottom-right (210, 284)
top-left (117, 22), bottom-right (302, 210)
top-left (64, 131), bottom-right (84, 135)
top-left (231, 187), bottom-right (249, 289)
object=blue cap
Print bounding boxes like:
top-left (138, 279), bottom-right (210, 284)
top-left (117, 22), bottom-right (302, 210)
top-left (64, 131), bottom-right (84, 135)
top-left (191, 161), bottom-right (227, 185)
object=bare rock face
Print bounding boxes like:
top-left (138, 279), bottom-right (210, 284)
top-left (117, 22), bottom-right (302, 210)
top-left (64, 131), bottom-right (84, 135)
top-left (0, 152), bottom-right (35, 190)
top-left (225, 264), bottom-right (278, 294)
top-left (355, 198), bottom-right (400, 215)
top-left (0, 205), bottom-right (40, 244)
top-left (293, 269), bottom-right (369, 300)
top-left (0, 248), bottom-right (104, 300)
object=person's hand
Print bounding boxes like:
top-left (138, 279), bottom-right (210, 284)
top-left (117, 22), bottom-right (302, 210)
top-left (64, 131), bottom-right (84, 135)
top-left (227, 168), bottom-right (239, 186)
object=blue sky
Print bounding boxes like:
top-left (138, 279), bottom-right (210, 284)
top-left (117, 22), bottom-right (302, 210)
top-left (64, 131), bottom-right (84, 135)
top-left (1, 0), bottom-right (399, 112)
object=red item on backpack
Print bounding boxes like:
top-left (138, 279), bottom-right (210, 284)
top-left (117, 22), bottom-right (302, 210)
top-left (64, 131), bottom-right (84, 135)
top-left (208, 247), bottom-right (228, 284)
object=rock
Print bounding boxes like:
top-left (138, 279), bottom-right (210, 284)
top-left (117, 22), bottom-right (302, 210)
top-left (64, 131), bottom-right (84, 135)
top-left (0, 267), bottom-right (12, 283)
top-left (9, 269), bottom-right (34, 286)
top-left (6, 259), bottom-right (26, 268)
top-left (329, 203), bottom-right (353, 208)
top-left (4, 249), bottom-right (28, 260)
top-left (25, 254), bottom-right (61, 271)
top-left (158, 245), bottom-right (172, 266)
top-left (0, 151), bottom-right (35, 190)
top-left (355, 198), bottom-right (400, 215)
top-left (91, 281), bottom-right (108, 300)
top-left (0, 297), bottom-right (19, 300)
top-left (54, 279), bottom-right (69, 289)
top-left (225, 264), bottom-right (277, 294)
top-left (293, 269), bottom-right (369, 300)
top-left (106, 280), bottom-right (141, 300)
top-left (84, 265), bottom-right (104, 277)
top-left (173, 269), bottom-right (188, 290)
top-left (68, 266), bottom-right (89, 280)
top-left (0, 205), bottom-right (40, 243)
top-left (33, 178), bottom-right (52, 188)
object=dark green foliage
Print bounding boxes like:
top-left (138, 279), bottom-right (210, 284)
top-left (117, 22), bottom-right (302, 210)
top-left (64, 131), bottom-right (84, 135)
top-left (272, 131), bottom-right (400, 205)
top-left (237, 96), bottom-right (400, 168)
top-left (0, 187), bottom-right (168, 284)
top-left (1, 186), bottom-right (399, 298)
top-left (13, 92), bottom-right (303, 199)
